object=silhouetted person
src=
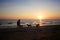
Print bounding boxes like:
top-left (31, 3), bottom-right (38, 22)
top-left (17, 19), bottom-right (20, 27)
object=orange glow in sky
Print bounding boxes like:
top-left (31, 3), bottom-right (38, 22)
top-left (0, 0), bottom-right (60, 19)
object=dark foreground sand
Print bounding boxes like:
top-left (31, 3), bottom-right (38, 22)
top-left (0, 25), bottom-right (60, 40)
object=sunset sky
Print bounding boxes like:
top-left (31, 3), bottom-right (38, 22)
top-left (0, 0), bottom-right (60, 19)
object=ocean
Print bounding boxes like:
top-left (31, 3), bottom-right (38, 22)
top-left (0, 19), bottom-right (60, 28)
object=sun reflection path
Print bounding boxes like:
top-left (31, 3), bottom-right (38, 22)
top-left (37, 14), bottom-right (44, 26)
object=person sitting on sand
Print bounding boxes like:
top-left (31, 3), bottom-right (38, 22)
top-left (17, 19), bottom-right (20, 27)
top-left (17, 19), bottom-right (23, 28)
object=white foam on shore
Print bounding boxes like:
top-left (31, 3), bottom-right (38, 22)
top-left (0, 24), bottom-right (17, 28)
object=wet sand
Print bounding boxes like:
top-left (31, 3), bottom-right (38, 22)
top-left (0, 25), bottom-right (60, 40)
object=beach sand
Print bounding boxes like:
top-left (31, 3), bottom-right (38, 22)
top-left (0, 25), bottom-right (60, 40)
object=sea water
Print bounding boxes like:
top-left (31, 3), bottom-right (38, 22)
top-left (40, 19), bottom-right (60, 26)
top-left (0, 19), bottom-right (60, 28)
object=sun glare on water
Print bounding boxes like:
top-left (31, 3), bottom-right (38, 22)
top-left (37, 14), bottom-right (45, 26)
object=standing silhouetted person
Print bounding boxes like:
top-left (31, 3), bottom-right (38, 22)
top-left (17, 19), bottom-right (20, 27)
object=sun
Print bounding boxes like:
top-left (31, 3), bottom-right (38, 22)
top-left (37, 14), bottom-right (44, 19)
top-left (37, 16), bottom-right (43, 19)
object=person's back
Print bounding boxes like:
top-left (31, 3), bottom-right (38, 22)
top-left (17, 19), bottom-right (20, 27)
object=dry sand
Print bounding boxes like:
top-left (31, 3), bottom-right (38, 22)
top-left (0, 25), bottom-right (60, 40)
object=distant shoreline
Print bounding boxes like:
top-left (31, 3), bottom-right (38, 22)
top-left (0, 25), bottom-right (60, 32)
top-left (0, 25), bottom-right (60, 28)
